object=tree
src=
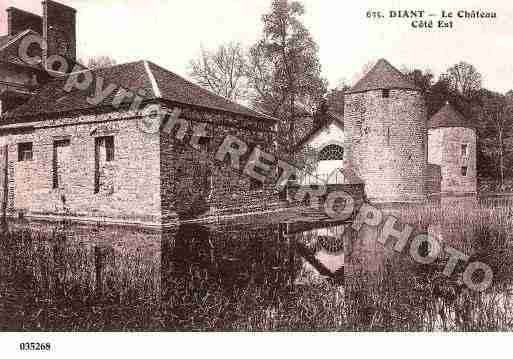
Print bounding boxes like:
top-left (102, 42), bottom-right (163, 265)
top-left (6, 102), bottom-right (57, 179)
top-left (245, 42), bottom-right (278, 112)
top-left (253, 0), bottom-right (327, 151)
top-left (480, 90), bottom-right (513, 189)
top-left (326, 82), bottom-right (350, 116)
top-left (404, 68), bottom-right (434, 95)
top-left (188, 42), bottom-right (247, 101)
top-left (83, 56), bottom-right (117, 69)
top-left (442, 61), bottom-right (482, 98)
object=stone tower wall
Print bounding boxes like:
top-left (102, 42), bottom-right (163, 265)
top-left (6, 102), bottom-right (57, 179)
top-left (344, 89), bottom-right (427, 202)
top-left (428, 127), bottom-right (477, 195)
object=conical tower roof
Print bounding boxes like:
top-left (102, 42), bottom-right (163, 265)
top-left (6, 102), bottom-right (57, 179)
top-left (347, 59), bottom-right (419, 94)
top-left (428, 103), bottom-right (474, 129)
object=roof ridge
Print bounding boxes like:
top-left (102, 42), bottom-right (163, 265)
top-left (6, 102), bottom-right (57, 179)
top-left (143, 60), bottom-right (161, 98)
top-left (0, 29), bottom-right (36, 51)
top-left (147, 61), bottom-right (277, 121)
top-left (147, 60), bottom-right (231, 101)
top-left (347, 58), bottom-right (419, 94)
top-left (5, 59), bottom-right (278, 123)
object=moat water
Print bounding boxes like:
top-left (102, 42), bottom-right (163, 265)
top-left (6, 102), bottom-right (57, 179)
top-left (1, 204), bottom-right (513, 331)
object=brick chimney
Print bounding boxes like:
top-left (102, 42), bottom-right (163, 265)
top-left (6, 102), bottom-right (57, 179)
top-left (42, 0), bottom-right (77, 64)
top-left (6, 7), bottom-right (43, 36)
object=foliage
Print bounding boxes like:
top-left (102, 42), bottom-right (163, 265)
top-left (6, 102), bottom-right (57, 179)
top-left (188, 42), bottom-right (247, 102)
top-left (479, 91), bottom-right (513, 188)
top-left (292, 144), bottom-right (320, 174)
top-left (188, 0), bottom-right (327, 153)
top-left (187, 2), bottom-right (513, 189)
top-left (442, 61), bottom-right (483, 98)
top-left (404, 62), bottom-right (513, 187)
top-left (256, 0), bottom-right (327, 117)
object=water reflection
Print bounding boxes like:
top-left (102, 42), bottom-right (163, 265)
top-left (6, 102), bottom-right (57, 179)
top-left (343, 212), bottom-right (513, 331)
top-left (5, 210), bottom-right (513, 331)
top-left (0, 220), bottom-right (348, 330)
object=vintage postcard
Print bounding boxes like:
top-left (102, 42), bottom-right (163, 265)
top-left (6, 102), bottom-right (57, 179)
top-left (0, 0), bottom-right (510, 357)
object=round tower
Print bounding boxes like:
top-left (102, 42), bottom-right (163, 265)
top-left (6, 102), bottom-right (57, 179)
top-left (343, 59), bottom-right (427, 202)
top-left (427, 103), bottom-right (477, 196)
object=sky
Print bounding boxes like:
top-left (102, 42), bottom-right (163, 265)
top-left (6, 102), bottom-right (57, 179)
top-left (0, 0), bottom-right (512, 93)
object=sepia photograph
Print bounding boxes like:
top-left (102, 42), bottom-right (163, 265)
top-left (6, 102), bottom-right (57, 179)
top-left (0, 0), bottom-right (511, 356)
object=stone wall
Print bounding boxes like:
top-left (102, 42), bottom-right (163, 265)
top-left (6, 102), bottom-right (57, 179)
top-left (1, 101), bottom-right (284, 226)
top-left (428, 127), bottom-right (477, 195)
top-left (425, 163), bottom-right (442, 196)
top-left (159, 105), bottom-right (282, 219)
top-left (0, 110), bottom-right (162, 225)
top-left (344, 89), bottom-right (427, 202)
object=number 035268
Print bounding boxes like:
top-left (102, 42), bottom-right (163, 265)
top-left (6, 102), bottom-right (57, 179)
top-left (19, 342), bottom-right (51, 351)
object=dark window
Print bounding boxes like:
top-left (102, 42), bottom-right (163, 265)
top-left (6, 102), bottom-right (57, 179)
top-left (53, 139), bottom-right (70, 189)
top-left (105, 136), bottom-right (115, 162)
top-left (94, 136), bottom-right (115, 162)
top-left (198, 136), bottom-right (211, 147)
top-left (250, 178), bottom-right (263, 191)
top-left (461, 144), bottom-right (468, 157)
top-left (18, 142), bottom-right (33, 161)
top-left (386, 127), bottom-right (391, 146)
top-left (461, 166), bottom-right (468, 176)
top-left (319, 144), bottom-right (344, 161)
top-left (94, 136), bottom-right (115, 193)
top-left (382, 89), bottom-right (390, 98)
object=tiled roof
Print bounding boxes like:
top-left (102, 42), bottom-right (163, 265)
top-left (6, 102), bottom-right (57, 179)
top-left (428, 103), bottom-right (474, 129)
top-left (5, 60), bottom-right (277, 122)
top-left (347, 58), bottom-right (419, 94)
top-left (0, 35), bottom-right (14, 48)
top-left (147, 62), bottom-right (275, 121)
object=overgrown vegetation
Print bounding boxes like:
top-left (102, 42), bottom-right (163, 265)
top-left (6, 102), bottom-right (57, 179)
top-left (3, 201), bottom-right (513, 331)
top-left (0, 225), bottom-right (347, 331)
top-left (345, 200), bottom-right (513, 331)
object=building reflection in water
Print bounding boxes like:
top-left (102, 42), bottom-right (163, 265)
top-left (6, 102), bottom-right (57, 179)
top-left (5, 219), bottom-right (349, 315)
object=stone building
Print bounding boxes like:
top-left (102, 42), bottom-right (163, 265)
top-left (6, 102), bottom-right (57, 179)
top-left (0, 2), bottom-right (72, 114)
top-left (343, 59), bottom-right (427, 203)
top-left (296, 59), bottom-right (478, 203)
top-left (427, 103), bottom-right (477, 196)
top-left (0, 1), bottom-right (280, 227)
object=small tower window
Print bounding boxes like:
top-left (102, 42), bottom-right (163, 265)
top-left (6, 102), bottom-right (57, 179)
top-left (461, 144), bottom-right (468, 157)
top-left (386, 127), bottom-right (391, 146)
top-left (250, 178), bottom-right (263, 190)
top-left (461, 166), bottom-right (468, 177)
top-left (382, 89), bottom-right (390, 98)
